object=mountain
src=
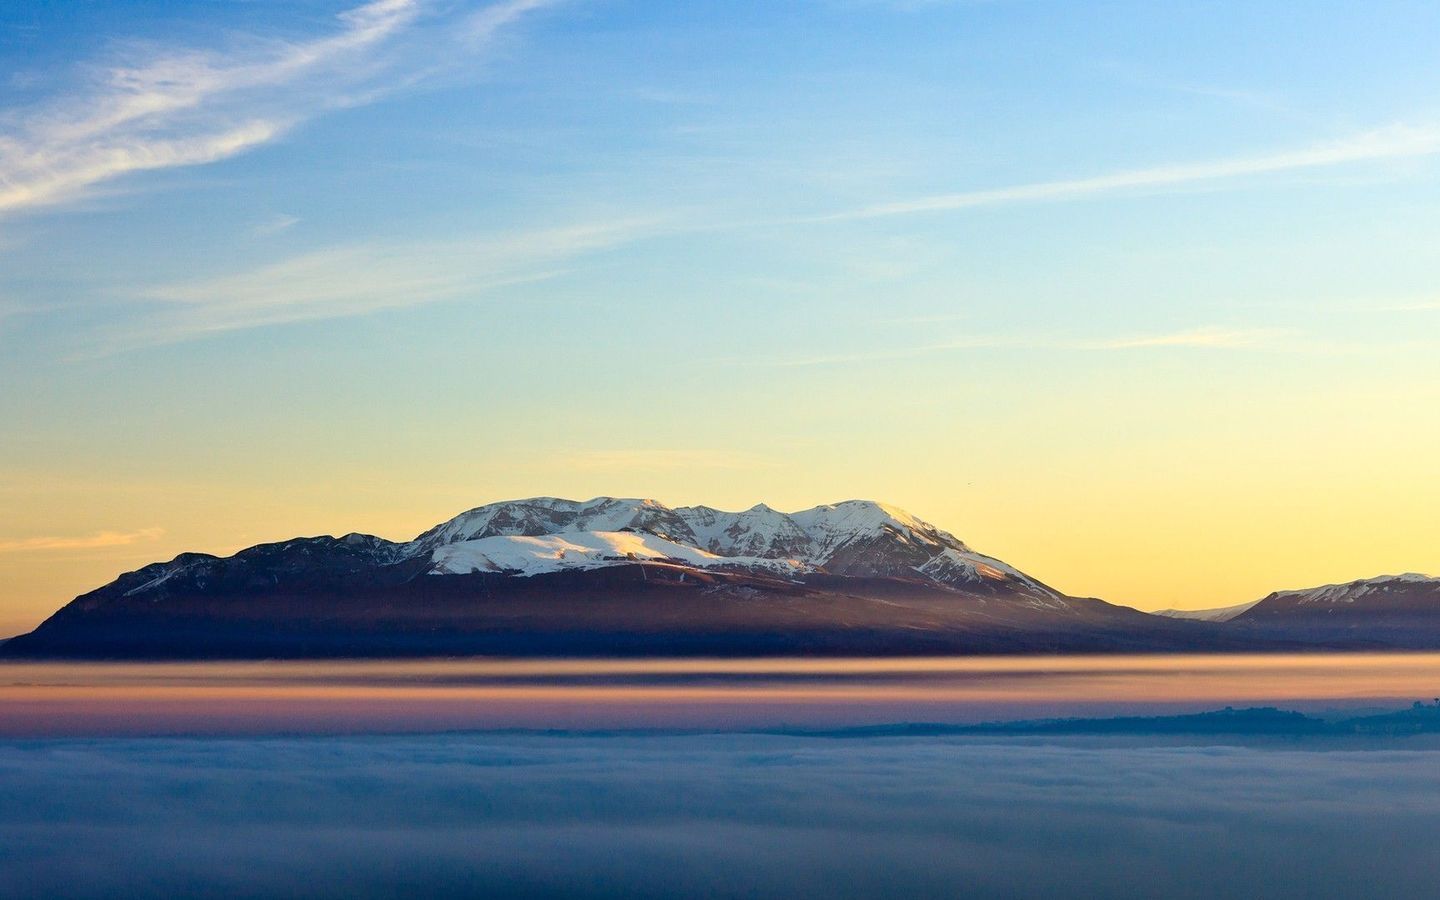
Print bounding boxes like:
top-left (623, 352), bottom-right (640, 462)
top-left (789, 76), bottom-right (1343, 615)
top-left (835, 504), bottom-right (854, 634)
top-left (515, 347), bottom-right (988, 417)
top-left (1229, 573), bottom-right (1440, 647)
top-left (1, 496), bottom-right (1243, 659)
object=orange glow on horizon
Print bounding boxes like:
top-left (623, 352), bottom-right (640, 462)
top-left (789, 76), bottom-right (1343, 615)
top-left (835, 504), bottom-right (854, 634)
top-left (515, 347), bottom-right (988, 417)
top-left (6, 653), bottom-right (1440, 737)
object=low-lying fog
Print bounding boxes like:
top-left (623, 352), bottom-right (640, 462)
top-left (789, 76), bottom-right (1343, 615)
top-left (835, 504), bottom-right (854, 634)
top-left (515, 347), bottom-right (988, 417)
top-left (4, 733), bottom-right (1439, 899)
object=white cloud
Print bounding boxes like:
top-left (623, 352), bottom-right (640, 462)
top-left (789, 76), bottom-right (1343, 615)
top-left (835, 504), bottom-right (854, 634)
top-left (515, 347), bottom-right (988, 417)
top-left (252, 214), bottom-right (301, 237)
top-left (0, 0), bottom-right (560, 219)
top-left (465, 0), bottom-right (566, 42)
top-left (817, 124), bottom-right (1440, 221)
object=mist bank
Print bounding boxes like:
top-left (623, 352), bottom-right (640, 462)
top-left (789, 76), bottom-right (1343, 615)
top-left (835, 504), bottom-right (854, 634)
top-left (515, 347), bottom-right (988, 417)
top-left (4, 733), bottom-right (1440, 899)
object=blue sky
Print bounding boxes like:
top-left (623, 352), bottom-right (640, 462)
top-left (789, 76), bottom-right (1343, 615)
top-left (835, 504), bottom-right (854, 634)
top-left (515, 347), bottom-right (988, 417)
top-left (1, 0), bottom-right (1438, 629)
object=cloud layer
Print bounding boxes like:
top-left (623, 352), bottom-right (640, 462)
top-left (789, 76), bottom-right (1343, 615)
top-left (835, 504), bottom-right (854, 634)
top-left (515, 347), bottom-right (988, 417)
top-left (2, 734), bottom-right (1439, 898)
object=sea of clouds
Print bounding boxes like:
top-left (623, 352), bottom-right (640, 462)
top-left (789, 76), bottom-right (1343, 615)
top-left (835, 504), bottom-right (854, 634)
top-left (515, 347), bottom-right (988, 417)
top-left (3, 734), bottom-right (1438, 898)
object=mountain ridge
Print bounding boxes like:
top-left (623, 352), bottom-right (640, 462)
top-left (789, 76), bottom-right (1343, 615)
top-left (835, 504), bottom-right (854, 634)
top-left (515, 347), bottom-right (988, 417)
top-left (5, 495), bottom-right (1207, 658)
top-left (4, 497), bottom-right (1435, 659)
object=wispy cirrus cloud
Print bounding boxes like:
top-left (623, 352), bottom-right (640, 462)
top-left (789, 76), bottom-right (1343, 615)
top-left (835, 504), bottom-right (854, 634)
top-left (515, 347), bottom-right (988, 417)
top-left (755, 327), bottom-right (1292, 367)
top-left (0, 526), bottom-right (164, 553)
top-left (252, 213), bottom-right (301, 237)
top-left (817, 124), bottom-right (1440, 221)
top-left (95, 217), bottom-right (658, 351)
top-left (0, 0), bottom-right (560, 219)
top-left (465, 0), bottom-right (565, 40)
top-left (0, 0), bottom-right (416, 217)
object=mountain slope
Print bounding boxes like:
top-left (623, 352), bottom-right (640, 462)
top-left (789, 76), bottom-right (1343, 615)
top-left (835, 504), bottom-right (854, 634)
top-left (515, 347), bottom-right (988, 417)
top-left (2, 496), bottom-right (1251, 658)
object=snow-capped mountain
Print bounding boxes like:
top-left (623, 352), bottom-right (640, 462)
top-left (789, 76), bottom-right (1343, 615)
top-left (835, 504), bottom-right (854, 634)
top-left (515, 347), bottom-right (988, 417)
top-left (18, 495), bottom-right (1245, 659)
top-left (37, 496), bottom-right (1067, 624)
top-left (10, 495), bottom-right (1434, 660)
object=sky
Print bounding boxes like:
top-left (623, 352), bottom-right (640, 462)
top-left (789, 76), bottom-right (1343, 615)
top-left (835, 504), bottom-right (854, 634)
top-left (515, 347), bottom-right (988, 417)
top-left (1, 0), bottom-right (1438, 634)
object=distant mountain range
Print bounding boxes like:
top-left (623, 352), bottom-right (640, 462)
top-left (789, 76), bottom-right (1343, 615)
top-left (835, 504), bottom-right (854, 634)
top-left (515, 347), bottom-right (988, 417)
top-left (3, 497), bottom-right (1435, 658)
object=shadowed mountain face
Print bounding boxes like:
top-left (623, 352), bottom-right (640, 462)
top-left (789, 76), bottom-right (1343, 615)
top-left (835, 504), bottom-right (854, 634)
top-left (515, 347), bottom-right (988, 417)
top-left (2, 497), bottom-right (1253, 659)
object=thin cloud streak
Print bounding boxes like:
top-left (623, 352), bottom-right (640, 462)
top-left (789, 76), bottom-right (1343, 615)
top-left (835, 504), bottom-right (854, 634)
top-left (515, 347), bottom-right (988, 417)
top-left (756, 327), bottom-right (1292, 367)
top-left (252, 213), bottom-right (301, 236)
top-left (94, 217), bottom-right (661, 352)
top-left (0, 0), bottom-right (560, 219)
top-left (0, 526), bottom-right (164, 553)
top-left (817, 124), bottom-right (1440, 221)
top-left (465, 0), bottom-right (566, 41)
